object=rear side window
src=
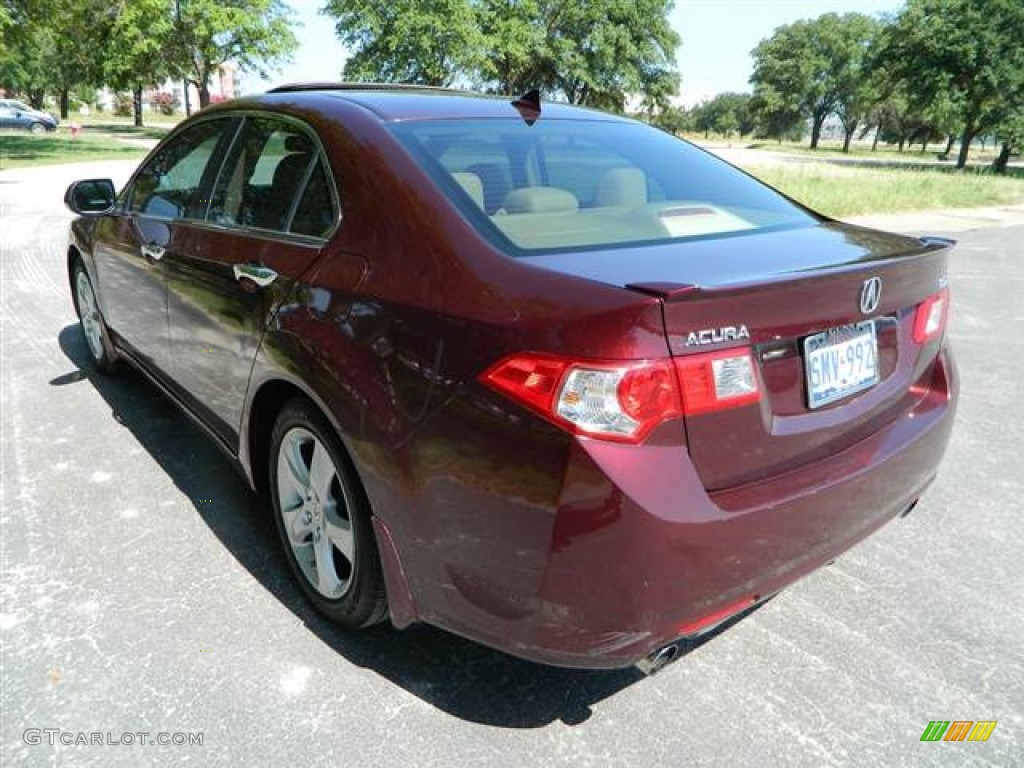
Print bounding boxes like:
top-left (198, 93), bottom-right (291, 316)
top-left (290, 161), bottom-right (336, 238)
top-left (392, 119), bottom-right (816, 254)
top-left (208, 116), bottom-right (337, 237)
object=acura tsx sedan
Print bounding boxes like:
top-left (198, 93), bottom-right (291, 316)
top-left (64, 84), bottom-right (957, 671)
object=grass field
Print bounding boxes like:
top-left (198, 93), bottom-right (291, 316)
top-left (0, 132), bottom-right (150, 170)
top-left (745, 162), bottom-right (1024, 218)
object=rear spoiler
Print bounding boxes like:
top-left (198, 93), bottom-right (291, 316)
top-left (626, 235), bottom-right (956, 304)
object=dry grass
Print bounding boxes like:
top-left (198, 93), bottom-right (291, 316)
top-left (746, 162), bottom-right (1024, 217)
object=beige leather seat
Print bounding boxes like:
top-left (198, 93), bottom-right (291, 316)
top-left (501, 186), bottom-right (579, 214)
top-left (595, 167), bottom-right (647, 208)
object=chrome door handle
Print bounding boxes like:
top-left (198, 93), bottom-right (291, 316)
top-left (233, 263), bottom-right (278, 288)
top-left (141, 243), bottom-right (165, 261)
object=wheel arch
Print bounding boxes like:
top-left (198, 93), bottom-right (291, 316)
top-left (67, 244), bottom-right (83, 312)
top-left (244, 377), bottom-right (312, 497)
top-left (242, 374), bottom-right (362, 498)
top-left (67, 237), bottom-right (99, 314)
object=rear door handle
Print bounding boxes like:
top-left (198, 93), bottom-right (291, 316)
top-left (233, 263), bottom-right (278, 288)
top-left (141, 243), bottom-right (165, 261)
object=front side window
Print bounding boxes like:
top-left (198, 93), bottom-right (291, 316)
top-left (208, 117), bottom-right (337, 237)
top-left (128, 119), bottom-right (229, 219)
top-left (392, 119), bottom-right (817, 254)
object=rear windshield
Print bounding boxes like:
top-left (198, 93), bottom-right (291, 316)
top-left (390, 118), bottom-right (816, 255)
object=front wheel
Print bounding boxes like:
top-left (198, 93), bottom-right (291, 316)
top-left (73, 263), bottom-right (119, 373)
top-left (269, 399), bottom-right (387, 628)
top-left (29, 121), bottom-right (45, 135)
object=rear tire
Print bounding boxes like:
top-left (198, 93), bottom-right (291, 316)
top-left (72, 263), bottom-right (120, 374)
top-left (269, 398), bottom-right (387, 628)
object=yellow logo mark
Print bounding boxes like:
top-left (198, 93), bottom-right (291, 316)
top-left (967, 721), bottom-right (997, 742)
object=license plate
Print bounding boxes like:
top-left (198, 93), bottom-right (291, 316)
top-left (804, 321), bottom-right (878, 409)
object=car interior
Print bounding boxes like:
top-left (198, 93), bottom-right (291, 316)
top-left (418, 126), bottom-right (771, 251)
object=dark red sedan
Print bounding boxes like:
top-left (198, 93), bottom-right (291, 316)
top-left (64, 85), bottom-right (957, 671)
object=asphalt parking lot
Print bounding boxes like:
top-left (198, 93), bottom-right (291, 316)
top-left (1, 162), bottom-right (1021, 767)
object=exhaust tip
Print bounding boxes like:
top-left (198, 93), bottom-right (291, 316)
top-left (636, 643), bottom-right (680, 676)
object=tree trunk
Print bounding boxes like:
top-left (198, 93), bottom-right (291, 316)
top-left (898, 136), bottom-right (905, 152)
top-left (810, 117), bottom-right (823, 149)
top-left (993, 143), bottom-right (1011, 174)
top-left (871, 126), bottom-right (880, 151)
top-left (842, 127), bottom-right (854, 153)
top-left (183, 80), bottom-right (192, 117)
top-left (943, 134), bottom-right (955, 156)
top-left (133, 85), bottom-right (144, 127)
top-left (956, 120), bottom-right (975, 169)
top-left (59, 88), bottom-right (70, 120)
top-left (198, 83), bottom-right (211, 109)
top-left (920, 137), bottom-right (927, 152)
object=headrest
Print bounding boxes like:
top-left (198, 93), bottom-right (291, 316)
top-left (502, 186), bottom-right (579, 214)
top-left (451, 172), bottom-right (485, 209)
top-left (283, 134), bottom-right (312, 153)
top-left (596, 167), bottom-right (646, 207)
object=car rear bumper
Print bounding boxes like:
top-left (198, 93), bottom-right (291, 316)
top-left (376, 344), bottom-right (957, 669)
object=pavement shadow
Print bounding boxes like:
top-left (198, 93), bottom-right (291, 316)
top-left (55, 323), bottom-right (739, 727)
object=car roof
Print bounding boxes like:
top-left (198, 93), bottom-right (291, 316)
top-left (259, 83), bottom-right (631, 124)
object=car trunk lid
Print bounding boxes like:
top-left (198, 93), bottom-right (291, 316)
top-left (527, 222), bottom-right (954, 490)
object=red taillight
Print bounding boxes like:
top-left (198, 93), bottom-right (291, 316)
top-left (913, 288), bottom-right (949, 344)
top-left (675, 349), bottom-right (761, 415)
top-left (481, 348), bottom-right (760, 443)
top-left (619, 365), bottom-right (679, 421)
top-left (482, 354), bottom-right (681, 443)
top-left (481, 355), bottom-right (565, 413)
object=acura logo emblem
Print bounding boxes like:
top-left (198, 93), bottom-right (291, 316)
top-left (860, 277), bottom-right (882, 314)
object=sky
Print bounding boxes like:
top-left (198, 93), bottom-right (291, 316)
top-left (243, 0), bottom-right (905, 106)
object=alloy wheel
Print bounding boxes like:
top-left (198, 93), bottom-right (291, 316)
top-left (75, 270), bottom-right (104, 362)
top-left (275, 427), bottom-right (356, 599)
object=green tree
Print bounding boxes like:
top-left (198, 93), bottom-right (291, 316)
top-left (873, 92), bottom-right (921, 151)
top-left (322, 0), bottom-right (483, 86)
top-left (748, 90), bottom-right (805, 143)
top-left (993, 112), bottom-right (1024, 173)
top-left (105, 0), bottom-right (177, 126)
top-left (691, 92), bottom-right (752, 139)
top-left (1, 0), bottom-right (111, 117)
top-left (650, 104), bottom-right (690, 135)
top-left (326, 0), bottom-right (681, 112)
top-left (876, 0), bottom-right (1024, 168)
top-left (637, 64), bottom-right (680, 120)
top-left (528, 0), bottom-right (679, 111)
top-left (171, 0), bottom-right (297, 108)
top-left (751, 13), bottom-right (882, 150)
top-left (831, 14), bottom-right (881, 153)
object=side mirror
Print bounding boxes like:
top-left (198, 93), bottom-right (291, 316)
top-left (65, 179), bottom-right (117, 216)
